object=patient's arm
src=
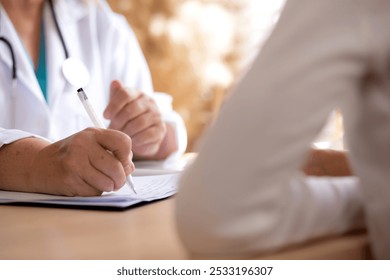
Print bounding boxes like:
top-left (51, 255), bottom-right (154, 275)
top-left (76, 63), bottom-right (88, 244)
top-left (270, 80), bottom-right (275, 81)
top-left (303, 149), bottom-right (353, 177)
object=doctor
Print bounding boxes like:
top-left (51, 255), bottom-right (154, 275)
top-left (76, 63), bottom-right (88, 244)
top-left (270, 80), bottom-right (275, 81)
top-left (0, 0), bottom-right (187, 196)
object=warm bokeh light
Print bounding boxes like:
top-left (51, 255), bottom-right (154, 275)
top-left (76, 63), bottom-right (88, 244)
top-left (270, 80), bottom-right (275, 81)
top-left (108, 0), bottom-right (285, 150)
top-left (108, 0), bottom-right (343, 151)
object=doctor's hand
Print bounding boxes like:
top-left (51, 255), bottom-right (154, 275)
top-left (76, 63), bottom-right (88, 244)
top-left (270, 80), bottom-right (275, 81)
top-left (30, 128), bottom-right (134, 197)
top-left (103, 80), bottom-right (171, 160)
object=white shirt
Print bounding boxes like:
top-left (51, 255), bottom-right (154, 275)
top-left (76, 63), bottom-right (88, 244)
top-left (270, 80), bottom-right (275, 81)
top-left (176, 0), bottom-right (389, 259)
top-left (0, 0), bottom-right (187, 158)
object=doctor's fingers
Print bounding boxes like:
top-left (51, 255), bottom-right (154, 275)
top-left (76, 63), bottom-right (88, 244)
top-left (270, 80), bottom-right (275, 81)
top-left (104, 82), bottom-right (142, 120)
top-left (94, 128), bottom-right (134, 173)
top-left (56, 158), bottom-right (105, 196)
top-left (63, 176), bottom-right (104, 197)
top-left (132, 139), bottom-right (162, 158)
top-left (88, 149), bottom-right (128, 191)
top-left (60, 137), bottom-right (130, 195)
top-left (131, 123), bottom-right (166, 149)
top-left (121, 110), bottom-right (164, 139)
top-left (130, 124), bottom-right (167, 158)
top-left (107, 93), bottom-right (158, 131)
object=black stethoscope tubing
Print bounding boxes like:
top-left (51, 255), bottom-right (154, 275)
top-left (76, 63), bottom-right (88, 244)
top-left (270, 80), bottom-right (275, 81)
top-left (0, 36), bottom-right (16, 79)
top-left (0, 0), bottom-right (69, 81)
top-left (47, 0), bottom-right (69, 59)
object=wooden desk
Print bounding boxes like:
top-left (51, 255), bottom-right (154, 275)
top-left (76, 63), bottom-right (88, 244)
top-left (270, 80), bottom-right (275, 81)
top-left (0, 199), bottom-right (188, 260)
top-left (0, 199), bottom-right (369, 260)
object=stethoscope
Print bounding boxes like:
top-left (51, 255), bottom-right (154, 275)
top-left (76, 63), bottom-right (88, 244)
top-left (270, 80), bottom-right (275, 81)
top-left (0, 0), bottom-right (90, 90)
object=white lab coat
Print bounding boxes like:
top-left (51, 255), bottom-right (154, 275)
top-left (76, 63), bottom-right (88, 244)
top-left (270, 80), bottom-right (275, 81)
top-left (0, 0), bottom-right (187, 158)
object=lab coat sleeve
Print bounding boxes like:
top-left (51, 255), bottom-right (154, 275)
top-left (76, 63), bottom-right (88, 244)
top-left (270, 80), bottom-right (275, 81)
top-left (97, 1), bottom-right (187, 158)
top-left (175, 0), bottom-right (366, 257)
top-left (0, 128), bottom-right (49, 148)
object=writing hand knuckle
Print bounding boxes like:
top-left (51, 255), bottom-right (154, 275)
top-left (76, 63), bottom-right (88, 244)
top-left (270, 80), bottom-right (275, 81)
top-left (62, 172), bottom-right (77, 189)
top-left (122, 133), bottom-right (132, 146)
top-left (84, 127), bottom-right (98, 134)
top-left (123, 105), bottom-right (131, 115)
top-left (140, 117), bottom-right (149, 127)
top-left (155, 112), bottom-right (163, 123)
top-left (62, 156), bottom-right (77, 172)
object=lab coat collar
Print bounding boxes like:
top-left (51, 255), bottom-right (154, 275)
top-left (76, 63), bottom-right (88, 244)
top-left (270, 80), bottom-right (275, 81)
top-left (45, 0), bottom-right (89, 108)
top-left (55, 0), bottom-right (89, 25)
top-left (0, 1), bottom-right (90, 108)
top-left (0, 6), bottom-right (44, 104)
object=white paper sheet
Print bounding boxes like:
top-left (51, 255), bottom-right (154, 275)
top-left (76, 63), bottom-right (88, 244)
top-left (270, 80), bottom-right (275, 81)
top-left (0, 173), bottom-right (180, 209)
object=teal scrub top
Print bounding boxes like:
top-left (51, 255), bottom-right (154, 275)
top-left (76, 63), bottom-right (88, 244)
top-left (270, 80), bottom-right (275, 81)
top-left (35, 21), bottom-right (47, 102)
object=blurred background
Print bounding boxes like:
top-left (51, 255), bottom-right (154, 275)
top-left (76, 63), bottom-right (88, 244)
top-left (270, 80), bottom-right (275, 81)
top-left (107, 0), bottom-right (285, 151)
top-left (107, 0), bottom-right (343, 152)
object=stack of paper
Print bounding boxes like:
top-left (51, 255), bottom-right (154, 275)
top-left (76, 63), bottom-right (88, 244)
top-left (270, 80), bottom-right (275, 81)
top-left (0, 173), bottom-right (180, 209)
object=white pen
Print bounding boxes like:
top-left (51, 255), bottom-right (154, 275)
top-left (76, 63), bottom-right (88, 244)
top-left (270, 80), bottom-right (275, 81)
top-left (76, 88), bottom-right (137, 194)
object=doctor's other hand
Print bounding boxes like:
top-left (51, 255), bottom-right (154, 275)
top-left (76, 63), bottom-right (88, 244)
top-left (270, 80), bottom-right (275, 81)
top-left (30, 128), bottom-right (134, 196)
top-left (104, 80), bottom-right (176, 160)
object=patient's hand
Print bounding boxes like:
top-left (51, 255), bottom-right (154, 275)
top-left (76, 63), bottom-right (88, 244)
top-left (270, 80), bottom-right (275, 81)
top-left (302, 149), bottom-right (353, 176)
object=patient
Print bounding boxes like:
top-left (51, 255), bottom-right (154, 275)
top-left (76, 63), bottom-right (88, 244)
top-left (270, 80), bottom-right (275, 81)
top-left (176, 0), bottom-right (390, 259)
